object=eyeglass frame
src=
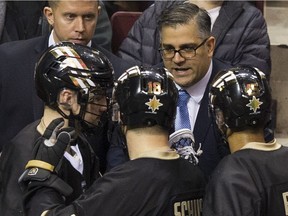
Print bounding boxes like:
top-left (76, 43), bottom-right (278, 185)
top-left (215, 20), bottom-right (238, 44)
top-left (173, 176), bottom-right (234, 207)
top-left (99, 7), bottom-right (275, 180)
top-left (159, 37), bottom-right (210, 60)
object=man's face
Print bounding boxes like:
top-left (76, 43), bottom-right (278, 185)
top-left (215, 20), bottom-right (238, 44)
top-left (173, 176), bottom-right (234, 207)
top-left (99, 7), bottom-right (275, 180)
top-left (45, 0), bottom-right (99, 46)
top-left (84, 93), bottom-right (108, 126)
top-left (160, 20), bottom-right (215, 88)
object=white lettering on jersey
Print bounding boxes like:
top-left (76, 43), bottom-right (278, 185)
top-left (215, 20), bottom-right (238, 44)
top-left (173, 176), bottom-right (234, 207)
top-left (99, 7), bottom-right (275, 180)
top-left (173, 198), bottom-right (202, 216)
top-left (283, 191), bottom-right (288, 216)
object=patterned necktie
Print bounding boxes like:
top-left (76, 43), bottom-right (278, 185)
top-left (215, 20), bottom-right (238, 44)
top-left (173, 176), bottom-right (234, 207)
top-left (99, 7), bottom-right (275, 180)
top-left (175, 89), bottom-right (191, 130)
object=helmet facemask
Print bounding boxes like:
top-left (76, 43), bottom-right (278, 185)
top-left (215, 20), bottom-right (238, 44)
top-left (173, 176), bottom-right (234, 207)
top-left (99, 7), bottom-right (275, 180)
top-left (77, 86), bottom-right (111, 130)
top-left (35, 42), bottom-right (115, 134)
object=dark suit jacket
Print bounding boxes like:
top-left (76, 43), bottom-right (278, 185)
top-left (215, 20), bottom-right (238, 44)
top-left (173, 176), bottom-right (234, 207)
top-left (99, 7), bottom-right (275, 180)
top-left (0, 36), bottom-right (134, 152)
top-left (193, 58), bottom-right (231, 178)
top-left (106, 58), bottom-right (231, 178)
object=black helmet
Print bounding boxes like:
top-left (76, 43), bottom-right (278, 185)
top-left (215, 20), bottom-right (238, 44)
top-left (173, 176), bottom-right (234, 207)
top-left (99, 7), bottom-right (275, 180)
top-left (209, 66), bottom-right (272, 133)
top-left (35, 42), bottom-right (114, 126)
top-left (113, 66), bottom-right (178, 131)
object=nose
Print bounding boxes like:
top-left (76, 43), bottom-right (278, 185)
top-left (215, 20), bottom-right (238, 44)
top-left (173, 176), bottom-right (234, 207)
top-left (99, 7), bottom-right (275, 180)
top-left (75, 17), bottom-right (85, 32)
top-left (98, 98), bottom-right (108, 113)
top-left (172, 51), bottom-right (185, 63)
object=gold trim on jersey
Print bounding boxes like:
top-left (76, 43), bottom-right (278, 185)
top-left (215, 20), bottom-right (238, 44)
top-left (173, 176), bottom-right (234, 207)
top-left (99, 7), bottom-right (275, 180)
top-left (131, 148), bottom-right (180, 160)
top-left (241, 139), bottom-right (282, 151)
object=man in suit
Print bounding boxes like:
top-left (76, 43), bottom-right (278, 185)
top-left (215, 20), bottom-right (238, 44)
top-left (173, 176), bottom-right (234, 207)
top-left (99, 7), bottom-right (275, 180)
top-left (0, 1), bottom-right (113, 51)
top-left (0, 0), bottom-right (133, 153)
top-left (107, 2), bottom-right (231, 177)
top-left (157, 2), bottom-right (231, 178)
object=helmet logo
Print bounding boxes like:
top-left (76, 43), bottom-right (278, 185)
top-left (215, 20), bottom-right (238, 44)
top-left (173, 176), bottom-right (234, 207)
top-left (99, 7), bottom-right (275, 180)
top-left (246, 96), bottom-right (263, 113)
top-left (145, 95), bottom-right (163, 113)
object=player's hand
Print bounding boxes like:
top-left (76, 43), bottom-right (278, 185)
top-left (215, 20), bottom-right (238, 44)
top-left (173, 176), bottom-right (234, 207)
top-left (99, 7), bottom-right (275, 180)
top-left (26, 118), bottom-right (75, 172)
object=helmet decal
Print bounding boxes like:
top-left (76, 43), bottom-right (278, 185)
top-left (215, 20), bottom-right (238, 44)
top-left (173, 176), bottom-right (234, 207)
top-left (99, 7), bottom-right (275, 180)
top-left (245, 83), bottom-right (261, 96)
top-left (50, 46), bottom-right (79, 58)
top-left (114, 66), bottom-right (178, 130)
top-left (246, 96), bottom-right (263, 114)
top-left (50, 46), bottom-right (88, 70)
top-left (145, 95), bottom-right (163, 113)
top-left (209, 66), bottom-right (271, 132)
top-left (69, 76), bottom-right (95, 94)
top-left (35, 42), bottom-right (114, 131)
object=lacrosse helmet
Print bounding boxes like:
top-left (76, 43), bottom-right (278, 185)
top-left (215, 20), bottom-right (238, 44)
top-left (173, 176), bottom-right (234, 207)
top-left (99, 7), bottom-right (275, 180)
top-left (113, 66), bottom-right (178, 131)
top-left (209, 66), bottom-right (272, 134)
top-left (35, 42), bottom-right (114, 127)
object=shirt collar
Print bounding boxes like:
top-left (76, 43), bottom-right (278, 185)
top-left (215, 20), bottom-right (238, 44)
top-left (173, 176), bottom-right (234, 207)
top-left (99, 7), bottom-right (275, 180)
top-left (182, 61), bottom-right (213, 104)
top-left (48, 30), bottom-right (92, 47)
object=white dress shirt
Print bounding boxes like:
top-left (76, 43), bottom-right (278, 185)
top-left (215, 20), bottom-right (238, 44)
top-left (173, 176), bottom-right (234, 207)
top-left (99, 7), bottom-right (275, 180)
top-left (175, 61), bottom-right (213, 132)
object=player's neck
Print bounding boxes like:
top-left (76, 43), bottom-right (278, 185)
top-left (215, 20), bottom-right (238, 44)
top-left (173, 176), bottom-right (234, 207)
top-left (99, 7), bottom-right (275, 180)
top-left (227, 130), bottom-right (265, 153)
top-left (126, 131), bottom-right (170, 160)
top-left (37, 106), bottom-right (69, 135)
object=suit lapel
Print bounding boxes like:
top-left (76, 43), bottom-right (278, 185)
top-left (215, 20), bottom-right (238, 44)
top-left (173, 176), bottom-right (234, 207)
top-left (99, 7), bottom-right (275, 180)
top-left (193, 59), bottom-right (229, 146)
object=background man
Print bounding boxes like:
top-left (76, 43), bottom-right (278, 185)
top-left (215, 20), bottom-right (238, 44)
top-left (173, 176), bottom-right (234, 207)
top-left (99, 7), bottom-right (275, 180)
top-left (0, 0), bottom-right (133, 153)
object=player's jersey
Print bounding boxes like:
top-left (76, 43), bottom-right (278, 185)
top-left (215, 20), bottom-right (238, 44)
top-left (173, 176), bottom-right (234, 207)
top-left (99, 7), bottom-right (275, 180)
top-left (27, 156), bottom-right (207, 216)
top-left (0, 120), bottom-right (99, 216)
top-left (203, 141), bottom-right (288, 216)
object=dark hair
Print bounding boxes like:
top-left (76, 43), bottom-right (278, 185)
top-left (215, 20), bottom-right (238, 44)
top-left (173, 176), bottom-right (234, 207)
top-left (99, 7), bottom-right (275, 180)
top-left (158, 1), bottom-right (211, 39)
top-left (48, 0), bottom-right (58, 9)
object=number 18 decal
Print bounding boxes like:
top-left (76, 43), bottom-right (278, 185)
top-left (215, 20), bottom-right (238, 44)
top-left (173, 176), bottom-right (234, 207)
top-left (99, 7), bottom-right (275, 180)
top-left (147, 81), bottom-right (162, 95)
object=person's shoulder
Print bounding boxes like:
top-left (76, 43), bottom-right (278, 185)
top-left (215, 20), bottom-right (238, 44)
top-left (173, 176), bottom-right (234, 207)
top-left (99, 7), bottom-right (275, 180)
top-left (139, 0), bottom-right (183, 21)
top-left (92, 43), bottom-right (128, 64)
top-left (223, 1), bottom-right (262, 16)
top-left (1, 120), bottom-right (40, 159)
top-left (92, 43), bottom-right (115, 58)
top-left (0, 36), bottom-right (47, 54)
top-left (208, 154), bottom-right (243, 182)
top-left (10, 120), bottom-right (40, 146)
top-left (212, 58), bottom-right (232, 72)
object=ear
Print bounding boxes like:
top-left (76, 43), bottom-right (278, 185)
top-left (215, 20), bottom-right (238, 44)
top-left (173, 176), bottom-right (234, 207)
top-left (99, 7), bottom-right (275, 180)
top-left (206, 36), bottom-right (216, 58)
top-left (58, 89), bottom-right (77, 108)
top-left (44, 6), bottom-right (54, 26)
top-left (58, 89), bottom-right (81, 115)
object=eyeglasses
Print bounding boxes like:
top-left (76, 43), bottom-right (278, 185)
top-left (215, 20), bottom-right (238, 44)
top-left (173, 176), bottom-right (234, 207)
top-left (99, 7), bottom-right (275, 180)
top-left (159, 37), bottom-right (209, 60)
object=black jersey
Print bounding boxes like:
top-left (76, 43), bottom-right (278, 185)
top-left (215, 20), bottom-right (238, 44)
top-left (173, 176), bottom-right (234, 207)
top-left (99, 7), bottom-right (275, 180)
top-left (203, 141), bottom-right (288, 216)
top-left (0, 120), bottom-right (99, 216)
top-left (26, 154), bottom-right (207, 216)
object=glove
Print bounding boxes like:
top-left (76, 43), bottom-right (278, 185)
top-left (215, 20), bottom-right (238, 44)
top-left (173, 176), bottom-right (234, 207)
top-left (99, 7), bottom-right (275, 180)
top-left (169, 129), bottom-right (202, 165)
top-left (19, 118), bottom-right (74, 196)
top-left (25, 118), bottom-right (75, 172)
